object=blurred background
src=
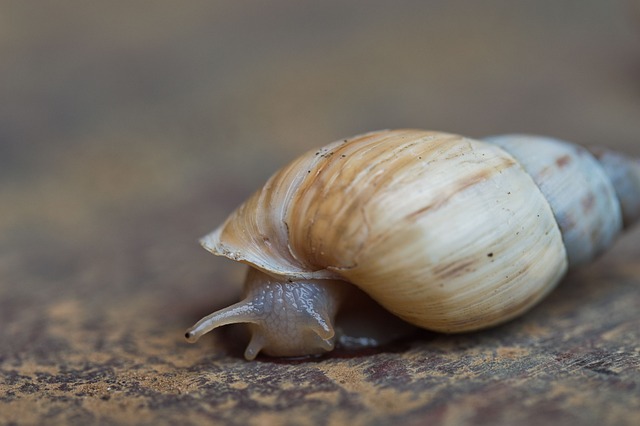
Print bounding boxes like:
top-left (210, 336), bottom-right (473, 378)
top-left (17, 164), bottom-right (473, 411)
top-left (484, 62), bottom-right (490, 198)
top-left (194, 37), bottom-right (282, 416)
top-left (1, 1), bottom-right (639, 423)
top-left (2, 1), bottom-right (639, 244)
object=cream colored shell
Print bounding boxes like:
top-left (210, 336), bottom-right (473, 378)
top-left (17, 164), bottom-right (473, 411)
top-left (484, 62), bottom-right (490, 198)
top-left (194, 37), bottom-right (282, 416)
top-left (202, 130), bottom-right (569, 333)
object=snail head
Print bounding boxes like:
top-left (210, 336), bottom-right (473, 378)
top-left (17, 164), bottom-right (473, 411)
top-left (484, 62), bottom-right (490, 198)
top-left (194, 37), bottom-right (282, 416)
top-left (185, 268), bottom-right (347, 360)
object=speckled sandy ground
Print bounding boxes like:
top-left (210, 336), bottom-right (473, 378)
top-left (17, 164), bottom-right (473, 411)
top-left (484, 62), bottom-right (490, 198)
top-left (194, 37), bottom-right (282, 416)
top-left (1, 1), bottom-right (639, 425)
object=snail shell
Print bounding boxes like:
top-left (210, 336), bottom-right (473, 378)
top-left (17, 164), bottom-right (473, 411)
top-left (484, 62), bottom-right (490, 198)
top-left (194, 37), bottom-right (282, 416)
top-left (186, 130), bottom-right (640, 359)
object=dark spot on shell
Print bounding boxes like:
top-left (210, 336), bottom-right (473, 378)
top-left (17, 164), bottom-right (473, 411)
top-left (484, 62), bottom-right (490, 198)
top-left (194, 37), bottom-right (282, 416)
top-left (582, 192), bottom-right (596, 214)
top-left (560, 212), bottom-right (577, 232)
top-left (487, 253), bottom-right (494, 257)
top-left (555, 154), bottom-right (572, 168)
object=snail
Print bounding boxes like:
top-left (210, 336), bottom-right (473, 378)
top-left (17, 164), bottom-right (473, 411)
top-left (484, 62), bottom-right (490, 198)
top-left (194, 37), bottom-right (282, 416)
top-left (185, 129), bottom-right (640, 360)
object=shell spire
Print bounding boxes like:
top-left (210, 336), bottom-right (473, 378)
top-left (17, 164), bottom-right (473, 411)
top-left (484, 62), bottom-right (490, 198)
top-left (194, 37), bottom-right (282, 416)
top-left (588, 146), bottom-right (640, 229)
top-left (483, 134), bottom-right (639, 267)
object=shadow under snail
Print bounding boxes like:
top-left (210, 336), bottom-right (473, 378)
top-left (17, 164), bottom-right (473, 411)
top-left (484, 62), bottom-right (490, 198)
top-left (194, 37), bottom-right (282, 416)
top-left (185, 129), bottom-right (640, 360)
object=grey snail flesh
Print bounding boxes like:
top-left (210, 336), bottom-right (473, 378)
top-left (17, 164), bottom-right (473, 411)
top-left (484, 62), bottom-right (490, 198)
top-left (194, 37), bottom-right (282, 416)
top-left (185, 130), bottom-right (639, 360)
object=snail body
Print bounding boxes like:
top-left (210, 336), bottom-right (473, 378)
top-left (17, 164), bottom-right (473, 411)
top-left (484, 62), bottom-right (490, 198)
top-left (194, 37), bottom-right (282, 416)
top-left (186, 130), bottom-right (640, 360)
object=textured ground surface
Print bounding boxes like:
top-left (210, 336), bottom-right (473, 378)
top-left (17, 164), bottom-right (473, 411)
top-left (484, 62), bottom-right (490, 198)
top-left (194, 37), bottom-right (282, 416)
top-left (1, 1), bottom-right (640, 425)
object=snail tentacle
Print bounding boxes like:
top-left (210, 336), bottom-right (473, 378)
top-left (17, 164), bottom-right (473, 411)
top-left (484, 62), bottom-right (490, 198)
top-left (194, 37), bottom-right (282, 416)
top-left (185, 300), bottom-right (260, 343)
top-left (244, 332), bottom-right (266, 360)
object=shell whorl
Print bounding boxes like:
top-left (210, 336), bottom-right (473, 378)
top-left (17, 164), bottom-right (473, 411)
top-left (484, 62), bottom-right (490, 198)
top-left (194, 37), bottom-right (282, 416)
top-left (587, 146), bottom-right (640, 229)
top-left (483, 135), bottom-right (624, 268)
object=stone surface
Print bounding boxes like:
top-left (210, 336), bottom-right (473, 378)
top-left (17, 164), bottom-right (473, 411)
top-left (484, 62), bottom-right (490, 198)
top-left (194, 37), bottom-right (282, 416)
top-left (1, 1), bottom-right (639, 425)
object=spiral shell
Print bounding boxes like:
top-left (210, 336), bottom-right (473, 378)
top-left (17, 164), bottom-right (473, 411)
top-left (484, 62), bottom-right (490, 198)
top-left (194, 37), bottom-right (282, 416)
top-left (188, 129), bottom-right (639, 358)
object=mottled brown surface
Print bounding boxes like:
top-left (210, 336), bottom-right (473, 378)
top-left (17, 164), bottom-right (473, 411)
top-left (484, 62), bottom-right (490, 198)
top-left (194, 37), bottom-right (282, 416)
top-left (1, 1), bottom-right (640, 425)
